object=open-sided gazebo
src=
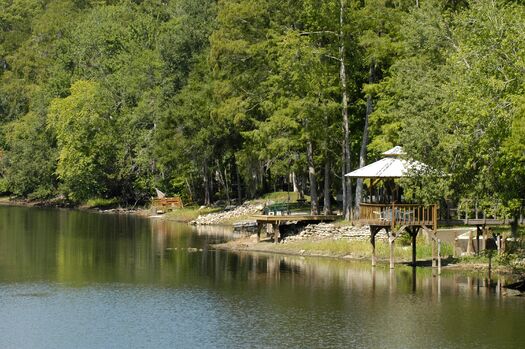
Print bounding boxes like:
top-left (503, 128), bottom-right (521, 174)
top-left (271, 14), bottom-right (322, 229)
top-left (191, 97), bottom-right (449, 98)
top-left (346, 146), bottom-right (439, 269)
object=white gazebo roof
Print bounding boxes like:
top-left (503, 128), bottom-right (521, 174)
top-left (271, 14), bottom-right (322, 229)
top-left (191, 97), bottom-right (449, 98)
top-left (345, 146), bottom-right (425, 179)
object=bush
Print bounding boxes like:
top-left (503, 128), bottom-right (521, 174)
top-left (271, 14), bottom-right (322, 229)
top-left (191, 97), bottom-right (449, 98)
top-left (85, 197), bottom-right (120, 209)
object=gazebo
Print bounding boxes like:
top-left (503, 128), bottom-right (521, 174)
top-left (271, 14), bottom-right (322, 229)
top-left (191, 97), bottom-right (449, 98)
top-left (346, 146), bottom-right (439, 269)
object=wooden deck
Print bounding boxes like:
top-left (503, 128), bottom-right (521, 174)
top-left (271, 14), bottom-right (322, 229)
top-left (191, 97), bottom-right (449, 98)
top-left (253, 214), bottom-right (341, 243)
top-left (252, 203), bottom-right (521, 269)
top-left (358, 203), bottom-right (523, 228)
top-left (358, 203), bottom-right (437, 228)
top-left (252, 214), bottom-right (340, 223)
top-left (438, 218), bottom-right (525, 226)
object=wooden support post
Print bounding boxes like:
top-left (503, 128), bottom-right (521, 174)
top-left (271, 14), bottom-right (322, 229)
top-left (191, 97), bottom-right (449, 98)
top-left (412, 232), bottom-right (417, 266)
top-left (497, 235), bottom-right (501, 255)
top-left (389, 233), bottom-right (395, 269)
top-left (410, 227), bottom-right (418, 267)
top-left (256, 222), bottom-right (263, 242)
top-left (454, 233), bottom-right (459, 257)
top-left (370, 227), bottom-right (377, 267)
top-left (476, 226), bottom-right (481, 256)
top-left (432, 233), bottom-right (437, 268)
top-left (467, 230), bottom-right (473, 255)
top-left (483, 227), bottom-right (488, 251)
top-left (273, 223), bottom-right (280, 244)
top-left (438, 239), bottom-right (442, 275)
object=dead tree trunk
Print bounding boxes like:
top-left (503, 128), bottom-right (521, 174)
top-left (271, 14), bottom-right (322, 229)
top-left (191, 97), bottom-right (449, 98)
top-left (323, 159), bottom-right (332, 215)
top-left (355, 63), bottom-right (376, 216)
top-left (203, 163), bottom-right (211, 206)
top-left (307, 141), bottom-right (319, 215)
top-left (291, 172), bottom-right (299, 193)
top-left (233, 155), bottom-right (242, 203)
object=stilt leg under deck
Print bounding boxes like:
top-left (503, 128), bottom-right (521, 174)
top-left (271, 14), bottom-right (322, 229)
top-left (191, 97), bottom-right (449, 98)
top-left (438, 239), bottom-right (442, 275)
top-left (370, 227), bottom-right (379, 267)
top-left (256, 222), bottom-right (263, 242)
top-left (389, 236), bottom-right (395, 269)
top-left (411, 231), bottom-right (417, 267)
top-left (388, 227), bottom-right (403, 269)
top-left (476, 226), bottom-right (481, 256)
top-left (273, 223), bottom-right (280, 244)
top-left (432, 235), bottom-right (437, 268)
top-left (371, 234), bottom-right (376, 267)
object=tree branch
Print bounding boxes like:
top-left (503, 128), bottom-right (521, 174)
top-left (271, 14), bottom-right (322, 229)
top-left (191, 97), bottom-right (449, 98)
top-left (300, 30), bottom-right (338, 36)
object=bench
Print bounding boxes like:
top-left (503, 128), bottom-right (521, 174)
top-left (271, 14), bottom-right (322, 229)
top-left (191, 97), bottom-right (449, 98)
top-left (263, 201), bottom-right (310, 215)
top-left (152, 196), bottom-right (184, 210)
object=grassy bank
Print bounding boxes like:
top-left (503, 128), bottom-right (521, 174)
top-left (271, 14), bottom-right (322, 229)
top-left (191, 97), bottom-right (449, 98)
top-left (273, 237), bottom-right (454, 261)
top-left (215, 236), bottom-right (454, 262)
top-left (163, 206), bottom-right (222, 222)
top-left (214, 235), bottom-right (524, 275)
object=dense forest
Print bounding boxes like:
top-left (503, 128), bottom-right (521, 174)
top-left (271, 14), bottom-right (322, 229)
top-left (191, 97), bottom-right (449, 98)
top-left (0, 0), bottom-right (524, 219)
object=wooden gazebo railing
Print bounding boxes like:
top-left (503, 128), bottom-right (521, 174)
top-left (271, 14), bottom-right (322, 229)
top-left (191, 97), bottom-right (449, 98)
top-left (358, 203), bottom-right (437, 228)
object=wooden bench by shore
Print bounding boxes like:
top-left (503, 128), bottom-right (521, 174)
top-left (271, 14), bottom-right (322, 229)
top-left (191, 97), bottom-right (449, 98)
top-left (152, 196), bottom-right (183, 212)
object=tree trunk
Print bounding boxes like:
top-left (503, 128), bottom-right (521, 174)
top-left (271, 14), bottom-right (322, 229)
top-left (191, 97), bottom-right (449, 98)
top-left (215, 159), bottom-right (230, 204)
top-left (511, 214), bottom-right (519, 238)
top-left (307, 141), bottom-right (319, 215)
top-left (339, 0), bottom-right (352, 219)
top-left (292, 172), bottom-right (299, 193)
top-left (203, 163), bottom-right (211, 206)
top-left (234, 156), bottom-right (242, 203)
top-left (223, 166), bottom-right (230, 204)
top-left (185, 178), bottom-right (193, 203)
top-left (355, 63), bottom-right (375, 216)
top-left (323, 159), bottom-right (332, 215)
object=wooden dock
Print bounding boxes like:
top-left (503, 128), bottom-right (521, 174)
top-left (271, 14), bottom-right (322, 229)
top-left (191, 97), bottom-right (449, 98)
top-left (252, 203), bottom-right (521, 269)
top-left (253, 214), bottom-right (340, 243)
top-left (357, 203), bottom-right (523, 270)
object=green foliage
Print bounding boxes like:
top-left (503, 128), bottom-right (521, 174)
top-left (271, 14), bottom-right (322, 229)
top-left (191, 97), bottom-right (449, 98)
top-left (2, 112), bottom-right (57, 198)
top-left (84, 197), bottom-right (119, 209)
top-left (0, 0), bottom-right (524, 215)
top-left (373, 0), bottom-right (525, 212)
top-left (48, 80), bottom-right (116, 202)
top-left (277, 237), bottom-right (454, 260)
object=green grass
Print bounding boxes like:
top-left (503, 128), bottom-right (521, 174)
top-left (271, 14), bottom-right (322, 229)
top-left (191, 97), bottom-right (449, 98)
top-left (251, 191), bottom-right (310, 203)
top-left (274, 237), bottom-right (454, 260)
top-left (163, 206), bottom-right (222, 222)
top-left (84, 197), bottom-right (119, 209)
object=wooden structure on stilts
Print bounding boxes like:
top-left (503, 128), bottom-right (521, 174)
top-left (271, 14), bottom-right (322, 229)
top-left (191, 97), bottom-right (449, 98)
top-left (252, 215), bottom-right (340, 244)
top-left (346, 146), bottom-right (439, 269)
top-left (361, 203), bottom-right (438, 268)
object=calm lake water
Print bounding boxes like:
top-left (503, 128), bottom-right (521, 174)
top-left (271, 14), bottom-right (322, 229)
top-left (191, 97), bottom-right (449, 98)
top-left (0, 206), bottom-right (524, 349)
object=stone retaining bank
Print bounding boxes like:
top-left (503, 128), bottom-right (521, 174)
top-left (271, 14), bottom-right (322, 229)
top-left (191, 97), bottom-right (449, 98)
top-left (284, 223), bottom-right (388, 242)
top-left (190, 202), bottom-right (263, 225)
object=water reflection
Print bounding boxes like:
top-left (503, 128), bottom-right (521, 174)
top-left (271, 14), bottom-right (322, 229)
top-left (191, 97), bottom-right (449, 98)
top-left (0, 205), bottom-right (516, 297)
top-left (0, 206), bottom-right (524, 349)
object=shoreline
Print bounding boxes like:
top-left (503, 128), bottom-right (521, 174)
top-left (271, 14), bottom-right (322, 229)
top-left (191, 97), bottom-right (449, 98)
top-left (1, 198), bottom-right (523, 280)
top-left (212, 235), bottom-right (519, 276)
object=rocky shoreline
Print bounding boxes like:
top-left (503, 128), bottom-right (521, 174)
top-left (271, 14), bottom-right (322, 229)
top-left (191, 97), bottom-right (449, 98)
top-left (283, 222), bottom-right (387, 242)
top-left (189, 202), bottom-right (264, 225)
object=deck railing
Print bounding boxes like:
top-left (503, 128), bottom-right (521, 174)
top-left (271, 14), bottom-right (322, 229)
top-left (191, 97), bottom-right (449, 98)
top-left (359, 203), bottom-right (437, 227)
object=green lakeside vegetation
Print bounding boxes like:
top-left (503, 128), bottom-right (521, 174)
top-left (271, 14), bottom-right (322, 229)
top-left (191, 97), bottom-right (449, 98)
top-left (273, 237), bottom-right (454, 261)
top-left (0, 0), bottom-right (523, 218)
top-left (1, 0), bottom-right (524, 272)
top-left (164, 206), bottom-right (222, 222)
